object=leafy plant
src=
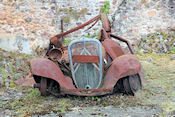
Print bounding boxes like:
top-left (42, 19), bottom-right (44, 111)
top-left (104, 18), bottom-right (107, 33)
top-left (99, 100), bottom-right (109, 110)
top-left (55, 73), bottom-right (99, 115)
top-left (26, 88), bottom-right (41, 100)
top-left (170, 47), bottom-right (175, 54)
top-left (96, 97), bottom-right (101, 102)
top-left (57, 99), bottom-right (72, 115)
top-left (63, 38), bottom-right (75, 46)
top-left (61, 108), bottom-right (66, 114)
top-left (1, 68), bottom-right (8, 80)
top-left (85, 33), bottom-right (91, 38)
top-left (100, 1), bottom-right (110, 14)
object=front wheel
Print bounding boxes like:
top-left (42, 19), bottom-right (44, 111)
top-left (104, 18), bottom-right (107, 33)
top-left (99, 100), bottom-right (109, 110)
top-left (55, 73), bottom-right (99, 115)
top-left (34, 76), bottom-right (60, 96)
top-left (128, 74), bottom-right (142, 93)
top-left (113, 74), bottom-right (142, 95)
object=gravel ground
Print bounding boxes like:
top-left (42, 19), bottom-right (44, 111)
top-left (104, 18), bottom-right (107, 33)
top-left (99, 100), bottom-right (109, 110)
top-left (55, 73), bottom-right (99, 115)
top-left (64, 106), bottom-right (162, 117)
top-left (0, 49), bottom-right (175, 117)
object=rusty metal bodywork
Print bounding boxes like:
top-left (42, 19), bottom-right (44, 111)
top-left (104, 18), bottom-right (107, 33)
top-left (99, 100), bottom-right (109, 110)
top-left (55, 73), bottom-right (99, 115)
top-left (30, 13), bottom-right (145, 96)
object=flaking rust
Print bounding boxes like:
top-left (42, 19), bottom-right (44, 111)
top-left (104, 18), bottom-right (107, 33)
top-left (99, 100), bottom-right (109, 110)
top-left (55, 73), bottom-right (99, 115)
top-left (30, 13), bottom-right (145, 96)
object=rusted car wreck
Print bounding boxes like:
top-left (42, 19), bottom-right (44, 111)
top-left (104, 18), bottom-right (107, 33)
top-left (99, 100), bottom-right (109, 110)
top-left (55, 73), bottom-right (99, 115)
top-left (30, 13), bottom-right (145, 96)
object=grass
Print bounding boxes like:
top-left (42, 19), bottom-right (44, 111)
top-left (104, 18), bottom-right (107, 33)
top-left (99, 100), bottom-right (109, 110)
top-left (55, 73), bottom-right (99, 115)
top-left (138, 53), bottom-right (175, 115)
top-left (63, 38), bottom-right (75, 46)
top-left (0, 49), bottom-right (175, 116)
top-left (0, 49), bottom-right (33, 81)
top-left (3, 88), bottom-right (72, 116)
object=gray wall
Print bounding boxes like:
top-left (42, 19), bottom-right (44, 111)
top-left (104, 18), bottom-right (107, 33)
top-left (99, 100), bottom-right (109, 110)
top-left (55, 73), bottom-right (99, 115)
top-left (0, 0), bottom-right (174, 54)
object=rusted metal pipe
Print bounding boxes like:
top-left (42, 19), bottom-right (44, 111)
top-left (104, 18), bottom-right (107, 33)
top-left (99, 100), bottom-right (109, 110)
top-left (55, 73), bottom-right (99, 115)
top-left (50, 14), bottom-right (101, 47)
top-left (61, 19), bottom-right (64, 42)
top-left (110, 34), bottom-right (135, 54)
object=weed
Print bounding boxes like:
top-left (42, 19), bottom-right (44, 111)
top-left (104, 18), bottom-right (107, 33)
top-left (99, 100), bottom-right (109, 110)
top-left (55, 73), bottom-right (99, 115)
top-left (51, 19), bottom-right (55, 25)
top-left (62, 16), bottom-right (71, 24)
top-left (161, 100), bottom-right (175, 115)
top-left (139, 31), bottom-right (175, 53)
top-left (10, 98), bottom-right (24, 110)
top-left (56, 98), bottom-right (72, 115)
top-left (100, 1), bottom-right (110, 14)
top-left (84, 31), bottom-right (100, 39)
top-left (26, 88), bottom-right (41, 100)
top-left (63, 38), bottom-right (75, 46)
top-left (9, 82), bottom-right (16, 88)
top-left (1, 49), bottom-right (175, 116)
top-left (59, 8), bottom-right (87, 22)
top-left (1, 68), bottom-right (8, 80)
top-left (170, 47), bottom-right (175, 54)
top-left (71, 9), bottom-right (81, 20)
top-left (91, 96), bottom-right (95, 101)
top-left (85, 33), bottom-right (91, 38)
top-left (60, 108), bottom-right (66, 114)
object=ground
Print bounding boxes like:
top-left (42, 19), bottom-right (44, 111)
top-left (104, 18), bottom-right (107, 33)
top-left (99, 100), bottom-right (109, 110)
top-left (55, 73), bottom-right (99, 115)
top-left (0, 49), bottom-right (175, 117)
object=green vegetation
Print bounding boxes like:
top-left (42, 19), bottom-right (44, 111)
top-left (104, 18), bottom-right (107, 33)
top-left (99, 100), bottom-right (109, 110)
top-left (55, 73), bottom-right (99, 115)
top-left (59, 8), bottom-right (88, 23)
top-left (85, 33), bottom-right (91, 38)
top-left (138, 54), bottom-right (175, 115)
top-left (100, 1), bottom-right (110, 14)
top-left (0, 49), bottom-right (175, 116)
top-left (84, 30), bottom-right (100, 39)
top-left (63, 38), bottom-right (75, 46)
top-left (85, 96), bottom-right (101, 102)
top-left (138, 31), bottom-right (175, 53)
top-left (2, 88), bottom-right (72, 116)
top-left (57, 99), bottom-right (72, 114)
top-left (62, 15), bottom-right (71, 24)
top-left (170, 47), bottom-right (175, 54)
top-left (0, 49), bottom-right (33, 87)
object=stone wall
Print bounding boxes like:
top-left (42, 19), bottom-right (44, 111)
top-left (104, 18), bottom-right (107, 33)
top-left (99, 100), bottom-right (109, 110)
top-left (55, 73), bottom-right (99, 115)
top-left (0, 0), bottom-right (174, 54)
top-left (112, 0), bottom-right (175, 41)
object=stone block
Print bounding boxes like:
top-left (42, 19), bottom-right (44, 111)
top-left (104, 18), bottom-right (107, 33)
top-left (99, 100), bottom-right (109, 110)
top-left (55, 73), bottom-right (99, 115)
top-left (0, 13), bottom-right (7, 20)
top-left (148, 10), bottom-right (157, 17)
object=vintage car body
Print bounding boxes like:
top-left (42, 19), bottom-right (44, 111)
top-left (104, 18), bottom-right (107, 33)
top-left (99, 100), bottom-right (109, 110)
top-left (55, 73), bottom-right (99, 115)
top-left (30, 13), bottom-right (145, 96)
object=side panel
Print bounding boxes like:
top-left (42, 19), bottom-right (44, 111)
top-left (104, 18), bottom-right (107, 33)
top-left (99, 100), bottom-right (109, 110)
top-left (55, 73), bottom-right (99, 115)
top-left (102, 39), bottom-right (127, 60)
top-left (30, 58), bottom-right (75, 89)
top-left (102, 55), bottom-right (141, 89)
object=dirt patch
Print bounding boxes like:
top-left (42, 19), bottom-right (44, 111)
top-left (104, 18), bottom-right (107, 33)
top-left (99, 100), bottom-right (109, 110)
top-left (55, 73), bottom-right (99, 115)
top-left (0, 50), bottom-right (175, 116)
top-left (64, 106), bottom-right (162, 117)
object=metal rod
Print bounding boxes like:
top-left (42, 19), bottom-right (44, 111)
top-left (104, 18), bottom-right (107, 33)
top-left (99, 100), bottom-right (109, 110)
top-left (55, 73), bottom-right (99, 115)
top-left (51, 14), bottom-right (101, 39)
top-left (61, 19), bottom-right (64, 42)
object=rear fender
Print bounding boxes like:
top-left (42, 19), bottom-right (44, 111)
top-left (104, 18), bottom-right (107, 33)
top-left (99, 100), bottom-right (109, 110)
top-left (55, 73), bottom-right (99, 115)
top-left (102, 55), bottom-right (141, 89)
top-left (30, 58), bottom-right (75, 89)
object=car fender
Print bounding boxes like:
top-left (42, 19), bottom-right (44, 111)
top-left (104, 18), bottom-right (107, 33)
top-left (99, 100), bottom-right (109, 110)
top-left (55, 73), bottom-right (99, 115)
top-left (30, 58), bottom-right (75, 89)
top-left (102, 54), bottom-right (141, 89)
